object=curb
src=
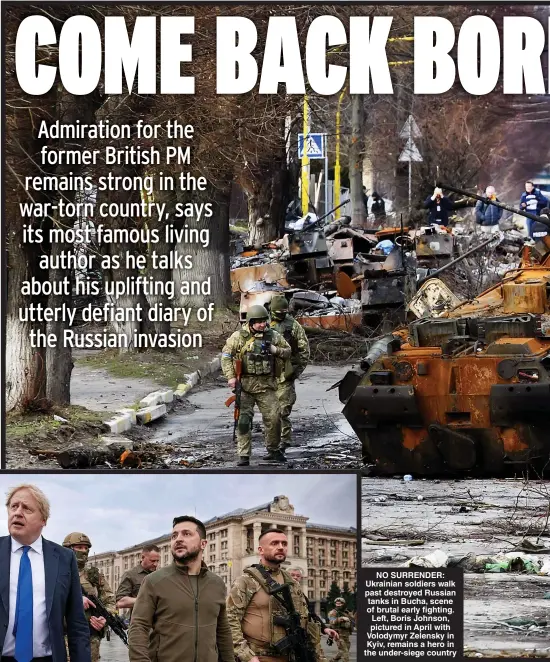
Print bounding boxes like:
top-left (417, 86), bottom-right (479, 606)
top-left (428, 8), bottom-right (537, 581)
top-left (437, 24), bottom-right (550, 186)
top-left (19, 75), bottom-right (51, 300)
top-left (103, 354), bottom-right (222, 435)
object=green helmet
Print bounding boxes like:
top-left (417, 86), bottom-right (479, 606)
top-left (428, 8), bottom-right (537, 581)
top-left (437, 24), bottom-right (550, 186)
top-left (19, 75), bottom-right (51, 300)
top-left (246, 305), bottom-right (270, 322)
top-left (270, 296), bottom-right (289, 313)
top-left (63, 532), bottom-right (92, 548)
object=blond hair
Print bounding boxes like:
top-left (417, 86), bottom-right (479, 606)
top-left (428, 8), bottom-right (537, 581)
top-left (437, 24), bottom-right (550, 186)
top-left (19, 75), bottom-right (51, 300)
top-left (6, 484), bottom-right (50, 522)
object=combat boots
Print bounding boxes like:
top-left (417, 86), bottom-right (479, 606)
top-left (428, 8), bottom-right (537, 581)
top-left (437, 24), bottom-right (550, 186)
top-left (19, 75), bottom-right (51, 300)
top-left (262, 450), bottom-right (286, 463)
top-left (237, 456), bottom-right (250, 466)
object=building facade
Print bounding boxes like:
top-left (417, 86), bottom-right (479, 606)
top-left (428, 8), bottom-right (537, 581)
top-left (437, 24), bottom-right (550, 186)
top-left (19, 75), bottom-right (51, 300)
top-left (88, 495), bottom-right (356, 612)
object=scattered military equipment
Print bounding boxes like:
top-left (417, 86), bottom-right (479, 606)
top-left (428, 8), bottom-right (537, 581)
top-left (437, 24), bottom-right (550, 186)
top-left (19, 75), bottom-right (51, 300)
top-left (340, 190), bottom-right (550, 476)
top-left (81, 587), bottom-right (129, 647)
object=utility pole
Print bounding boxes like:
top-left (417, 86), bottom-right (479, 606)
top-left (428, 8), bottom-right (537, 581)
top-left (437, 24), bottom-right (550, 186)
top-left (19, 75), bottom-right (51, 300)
top-left (349, 94), bottom-right (366, 228)
top-left (301, 96), bottom-right (310, 215)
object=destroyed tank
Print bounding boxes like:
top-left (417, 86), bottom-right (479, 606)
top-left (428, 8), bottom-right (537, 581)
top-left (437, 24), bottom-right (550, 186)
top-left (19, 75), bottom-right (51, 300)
top-left (340, 186), bottom-right (550, 476)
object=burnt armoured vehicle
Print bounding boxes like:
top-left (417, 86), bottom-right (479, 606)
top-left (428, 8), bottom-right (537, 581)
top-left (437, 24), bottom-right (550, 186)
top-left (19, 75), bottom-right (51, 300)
top-left (340, 187), bottom-right (550, 475)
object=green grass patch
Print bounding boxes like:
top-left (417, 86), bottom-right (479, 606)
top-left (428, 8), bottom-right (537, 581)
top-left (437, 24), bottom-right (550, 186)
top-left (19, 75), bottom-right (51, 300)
top-left (76, 349), bottom-right (200, 388)
top-left (6, 405), bottom-right (108, 441)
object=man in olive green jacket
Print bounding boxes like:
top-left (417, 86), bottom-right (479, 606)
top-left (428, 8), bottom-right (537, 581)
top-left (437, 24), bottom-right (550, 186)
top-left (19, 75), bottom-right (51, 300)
top-left (129, 516), bottom-right (234, 662)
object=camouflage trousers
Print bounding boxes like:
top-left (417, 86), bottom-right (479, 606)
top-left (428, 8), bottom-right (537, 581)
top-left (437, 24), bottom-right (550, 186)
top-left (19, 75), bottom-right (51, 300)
top-left (66, 635), bottom-right (101, 662)
top-left (276, 380), bottom-right (297, 445)
top-left (331, 633), bottom-right (350, 662)
top-left (237, 388), bottom-right (281, 457)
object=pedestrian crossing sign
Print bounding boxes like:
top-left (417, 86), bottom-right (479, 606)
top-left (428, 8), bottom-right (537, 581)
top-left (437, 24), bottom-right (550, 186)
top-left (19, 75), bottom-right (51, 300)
top-left (298, 133), bottom-right (325, 159)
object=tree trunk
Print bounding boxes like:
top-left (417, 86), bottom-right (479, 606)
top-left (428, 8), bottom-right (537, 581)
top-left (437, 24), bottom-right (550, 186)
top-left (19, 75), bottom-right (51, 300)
top-left (146, 189), bottom-right (176, 338)
top-left (350, 94), bottom-right (367, 229)
top-left (45, 229), bottom-right (73, 403)
top-left (6, 230), bottom-right (48, 411)
top-left (103, 241), bottom-right (155, 353)
top-left (174, 183), bottom-right (232, 308)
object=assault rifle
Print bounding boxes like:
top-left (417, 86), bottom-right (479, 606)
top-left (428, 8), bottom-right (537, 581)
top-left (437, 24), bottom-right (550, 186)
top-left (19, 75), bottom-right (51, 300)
top-left (224, 358), bottom-right (242, 444)
top-left (82, 587), bottom-right (129, 647)
top-left (269, 583), bottom-right (317, 662)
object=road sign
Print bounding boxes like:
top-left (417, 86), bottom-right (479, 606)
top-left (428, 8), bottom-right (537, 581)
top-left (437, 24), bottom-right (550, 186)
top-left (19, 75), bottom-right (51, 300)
top-left (298, 133), bottom-right (325, 159)
top-left (399, 138), bottom-right (423, 163)
top-left (399, 115), bottom-right (422, 140)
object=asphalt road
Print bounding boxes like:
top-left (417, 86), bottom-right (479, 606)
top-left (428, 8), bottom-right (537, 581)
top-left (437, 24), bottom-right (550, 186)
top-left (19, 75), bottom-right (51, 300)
top-left (145, 364), bottom-right (361, 470)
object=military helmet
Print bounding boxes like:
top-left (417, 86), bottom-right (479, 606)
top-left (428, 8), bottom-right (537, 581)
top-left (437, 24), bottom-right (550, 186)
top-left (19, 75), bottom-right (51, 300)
top-left (335, 597), bottom-right (346, 605)
top-left (63, 532), bottom-right (92, 549)
top-left (246, 304), bottom-right (270, 322)
top-left (270, 296), bottom-right (289, 313)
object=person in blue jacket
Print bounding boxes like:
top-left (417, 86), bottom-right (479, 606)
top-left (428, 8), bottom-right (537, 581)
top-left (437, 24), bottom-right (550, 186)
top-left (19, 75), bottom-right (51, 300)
top-left (475, 185), bottom-right (503, 233)
top-left (520, 181), bottom-right (548, 238)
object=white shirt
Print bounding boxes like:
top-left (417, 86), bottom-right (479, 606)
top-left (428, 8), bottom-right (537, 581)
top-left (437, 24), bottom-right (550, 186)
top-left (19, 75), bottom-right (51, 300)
top-left (2, 536), bottom-right (52, 657)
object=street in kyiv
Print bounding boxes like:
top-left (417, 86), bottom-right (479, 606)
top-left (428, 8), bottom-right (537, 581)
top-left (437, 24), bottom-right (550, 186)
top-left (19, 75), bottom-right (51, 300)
top-left (100, 631), bottom-right (358, 662)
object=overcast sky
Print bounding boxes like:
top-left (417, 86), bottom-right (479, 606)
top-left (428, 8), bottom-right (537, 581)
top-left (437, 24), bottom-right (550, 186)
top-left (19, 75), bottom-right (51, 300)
top-left (0, 473), bottom-right (357, 553)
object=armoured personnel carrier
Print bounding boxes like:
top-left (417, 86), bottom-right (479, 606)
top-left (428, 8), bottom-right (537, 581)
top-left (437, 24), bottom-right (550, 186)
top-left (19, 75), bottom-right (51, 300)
top-left (340, 187), bottom-right (550, 475)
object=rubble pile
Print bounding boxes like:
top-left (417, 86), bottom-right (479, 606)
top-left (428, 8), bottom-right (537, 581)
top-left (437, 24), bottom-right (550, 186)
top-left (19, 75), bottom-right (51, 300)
top-left (230, 210), bottom-right (539, 333)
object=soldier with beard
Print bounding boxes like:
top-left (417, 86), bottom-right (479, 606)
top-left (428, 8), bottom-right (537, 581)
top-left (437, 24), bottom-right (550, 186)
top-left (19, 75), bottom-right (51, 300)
top-left (63, 533), bottom-right (116, 662)
top-left (129, 516), bottom-right (234, 662)
top-left (227, 529), bottom-right (317, 662)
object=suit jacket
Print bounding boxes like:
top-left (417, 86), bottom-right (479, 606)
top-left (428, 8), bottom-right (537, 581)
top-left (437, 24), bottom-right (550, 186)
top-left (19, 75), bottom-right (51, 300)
top-left (0, 536), bottom-right (91, 662)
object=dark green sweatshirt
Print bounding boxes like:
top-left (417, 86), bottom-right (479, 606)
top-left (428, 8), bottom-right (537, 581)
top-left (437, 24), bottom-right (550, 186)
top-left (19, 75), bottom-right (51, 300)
top-left (129, 562), bottom-right (234, 662)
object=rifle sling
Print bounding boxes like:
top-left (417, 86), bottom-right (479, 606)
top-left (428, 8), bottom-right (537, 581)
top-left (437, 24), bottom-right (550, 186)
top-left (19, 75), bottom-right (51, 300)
top-left (250, 564), bottom-right (293, 613)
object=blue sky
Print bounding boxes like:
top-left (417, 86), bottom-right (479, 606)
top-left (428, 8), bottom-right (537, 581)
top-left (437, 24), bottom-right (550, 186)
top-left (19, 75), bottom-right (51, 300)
top-left (0, 473), bottom-right (357, 553)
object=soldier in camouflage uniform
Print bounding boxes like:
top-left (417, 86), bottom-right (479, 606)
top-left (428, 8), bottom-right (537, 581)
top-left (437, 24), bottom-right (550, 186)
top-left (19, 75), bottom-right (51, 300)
top-left (222, 305), bottom-right (291, 467)
top-left (269, 296), bottom-right (310, 449)
top-left (227, 529), bottom-right (318, 662)
top-left (288, 568), bottom-right (339, 662)
top-left (63, 532), bottom-right (117, 662)
top-left (328, 598), bottom-right (354, 662)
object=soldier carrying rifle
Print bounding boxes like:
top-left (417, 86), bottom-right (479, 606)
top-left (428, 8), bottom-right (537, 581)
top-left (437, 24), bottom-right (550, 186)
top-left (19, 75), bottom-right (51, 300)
top-left (221, 305), bottom-right (291, 467)
top-left (226, 529), bottom-right (319, 662)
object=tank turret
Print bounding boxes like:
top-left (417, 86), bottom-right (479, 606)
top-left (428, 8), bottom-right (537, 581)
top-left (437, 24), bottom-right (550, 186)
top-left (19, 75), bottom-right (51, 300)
top-left (340, 187), bottom-right (550, 476)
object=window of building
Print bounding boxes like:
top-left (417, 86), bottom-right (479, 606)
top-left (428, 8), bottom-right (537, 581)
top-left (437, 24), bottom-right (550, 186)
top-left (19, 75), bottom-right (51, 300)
top-left (221, 529), bottom-right (228, 539)
top-left (330, 550), bottom-right (336, 557)
top-left (330, 540), bottom-right (336, 548)
top-left (124, 559), bottom-right (128, 570)
top-left (320, 581), bottom-right (325, 588)
top-left (343, 551), bottom-right (348, 559)
top-left (294, 547), bottom-right (300, 556)
top-left (308, 580), bottom-right (314, 587)
top-left (130, 557), bottom-right (135, 568)
top-left (344, 572), bottom-right (350, 580)
top-left (221, 541), bottom-right (228, 550)
top-left (294, 535), bottom-right (299, 545)
top-left (308, 591), bottom-right (314, 599)
top-left (310, 569), bottom-right (316, 577)
top-left (320, 591), bottom-right (326, 598)
top-left (331, 561), bottom-right (336, 567)
top-left (164, 554), bottom-right (169, 565)
top-left (343, 541), bottom-right (348, 548)
top-left (343, 562), bottom-right (348, 568)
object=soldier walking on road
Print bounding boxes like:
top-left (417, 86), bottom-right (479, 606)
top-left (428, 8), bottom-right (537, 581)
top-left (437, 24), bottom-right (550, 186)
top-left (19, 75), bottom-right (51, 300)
top-left (63, 533), bottom-right (117, 662)
top-left (226, 529), bottom-right (318, 662)
top-left (222, 305), bottom-right (291, 467)
top-left (328, 598), bottom-right (354, 662)
top-left (116, 544), bottom-right (160, 620)
top-left (269, 296), bottom-right (310, 450)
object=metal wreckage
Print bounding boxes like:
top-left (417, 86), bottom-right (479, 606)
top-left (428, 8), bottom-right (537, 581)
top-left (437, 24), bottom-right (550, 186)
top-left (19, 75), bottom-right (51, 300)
top-left (230, 202), bottom-right (462, 331)
top-left (339, 187), bottom-right (550, 477)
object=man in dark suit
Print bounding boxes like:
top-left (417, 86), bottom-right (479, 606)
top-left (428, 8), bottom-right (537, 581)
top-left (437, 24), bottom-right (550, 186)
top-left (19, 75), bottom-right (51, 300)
top-left (1, 484), bottom-right (91, 662)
